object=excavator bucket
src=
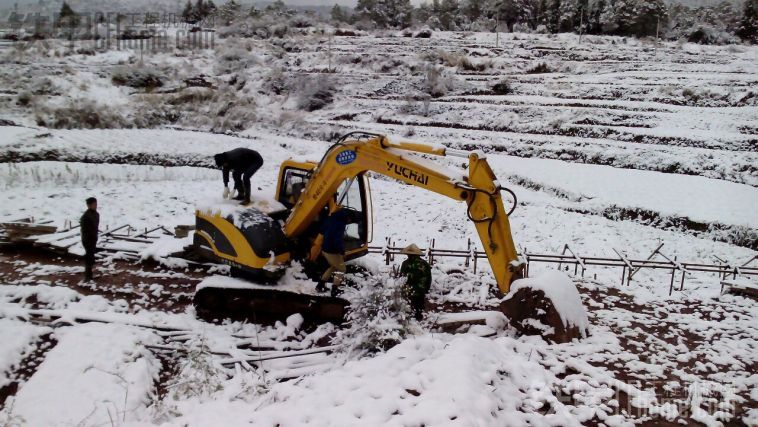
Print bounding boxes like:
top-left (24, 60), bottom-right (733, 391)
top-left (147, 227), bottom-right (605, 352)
top-left (500, 271), bottom-right (589, 343)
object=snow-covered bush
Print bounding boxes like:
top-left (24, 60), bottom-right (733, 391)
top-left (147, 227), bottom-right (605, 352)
top-left (34, 99), bottom-right (128, 129)
top-left (414, 27), bottom-right (433, 38)
top-left (169, 338), bottom-right (225, 400)
top-left (215, 44), bottom-right (261, 74)
top-left (260, 68), bottom-right (289, 95)
top-left (526, 62), bottom-right (553, 74)
top-left (28, 76), bottom-right (60, 95)
top-left (335, 274), bottom-right (413, 355)
top-left (457, 55), bottom-right (492, 72)
top-left (111, 64), bottom-right (166, 90)
top-left (686, 25), bottom-right (738, 45)
top-left (295, 74), bottom-right (335, 111)
top-left (492, 78), bottom-right (511, 95)
top-left (423, 64), bottom-right (464, 98)
top-left (167, 87), bottom-right (215, 105)
top-left (16, 91), bottom-right (34, 107)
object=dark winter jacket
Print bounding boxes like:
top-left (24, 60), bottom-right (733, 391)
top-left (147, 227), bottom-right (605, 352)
top-left (400, 255), bottom-right (432, 299)
top-left (214, 148), bottom-right (263, 186)
top-left (321, 208), bottom-right (349, 255)
top-left (80, 209), bottom-right (100, 250)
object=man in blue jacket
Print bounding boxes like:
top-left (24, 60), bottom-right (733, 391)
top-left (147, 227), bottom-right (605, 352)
top-left (214, 148), bottom-right (264, 205)
top-left (312, 205), bottom-right (349, 297)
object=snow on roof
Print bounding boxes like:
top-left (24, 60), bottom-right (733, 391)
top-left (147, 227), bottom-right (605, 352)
top-left (506, 270), bottom-right (590, 337)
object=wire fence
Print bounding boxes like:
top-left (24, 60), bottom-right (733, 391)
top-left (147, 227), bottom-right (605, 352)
top-left (370, 238), bottom-right (758, 295)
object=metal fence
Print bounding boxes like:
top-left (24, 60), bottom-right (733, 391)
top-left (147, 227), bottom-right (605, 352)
top-left (370, 238), bottom-right (758, 295)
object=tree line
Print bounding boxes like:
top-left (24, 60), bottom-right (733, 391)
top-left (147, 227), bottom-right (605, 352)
top-left (334, 0), bottom-right (757, 43)
top-left (42, 0), bottom-right (758, 44)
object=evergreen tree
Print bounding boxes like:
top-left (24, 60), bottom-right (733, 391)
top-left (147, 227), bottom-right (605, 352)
top-left (439, 0), bottom-right (460, 29)
top-left (194, 0), bottom-right (204, 21)
top-left (217, 0), bottom-right (242, 25)
top-left (206, 0), bottom-right (217, 17)
top-left (634, 0), bottom-right (667, 37)
top-left (536, 0), bottom-right (549, 28)
top-left (356, 0), bottom-right (413, 28)
top-left (331, 4), bottom-right (347, 23)
top-left (461, 0), bottom-right (485, 23)
top-left (415, 2), bottom-right (433, 24)
top-left (575, 0), bottom-right (589, 32)
top-left (600, 0), bottom-right (637, 35)
top-left (182, 0), bottom-right (194, 23)
top-left (58, 1), bottom-right (80, 27)
top-left (587, 0), bottom-right (605, 33)
top-left (265, 0), bottom-right (287, 14)
top-left (487, 0), bottom-right (536, 31)
top-left (737, 0), bottom-right (757, 43)
top-left (547, 0), bottom-right (562, 31)
top-left (558, 0), bottom-right (577, 32)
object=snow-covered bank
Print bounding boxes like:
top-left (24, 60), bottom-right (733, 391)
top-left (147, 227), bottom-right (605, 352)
top-left (5, 323), bottom-right (159, 425)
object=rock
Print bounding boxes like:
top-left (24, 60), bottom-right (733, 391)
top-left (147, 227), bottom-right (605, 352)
top-left (500, 271), bottom-right (589, 343)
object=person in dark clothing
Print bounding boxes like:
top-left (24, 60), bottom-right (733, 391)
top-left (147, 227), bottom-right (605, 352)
top-left (310, 205), bottom-right (349, 297)
top-left (399, 244), bottom-right (432, 321)
top-left (214, 148), bottom-right (264, 205)
top-left (80, 197), bottom-right (100, 282)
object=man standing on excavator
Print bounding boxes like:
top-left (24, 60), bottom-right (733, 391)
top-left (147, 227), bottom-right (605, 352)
top-left (311, 204), bottom-right (349, 297)
top-left (399, 244), bottom-right (432, 321)
top-left (214, 148), bottom-right (264, 206)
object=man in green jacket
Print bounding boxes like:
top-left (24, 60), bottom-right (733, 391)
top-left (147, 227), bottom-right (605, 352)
top-left (399, 244), bottom-right (432, 321)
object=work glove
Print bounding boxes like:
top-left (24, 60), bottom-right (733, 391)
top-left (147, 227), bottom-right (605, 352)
top-left (223, 187), bottom-right (230, 199)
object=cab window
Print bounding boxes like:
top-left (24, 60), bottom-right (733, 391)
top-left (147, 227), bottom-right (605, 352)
top-left (279, 168), bottom-right (310, 208)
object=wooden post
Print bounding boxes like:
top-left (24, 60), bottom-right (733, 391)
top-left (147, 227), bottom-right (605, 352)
top-left (655, 16), bottom-right (660, 56)
top-left (578, 7), bottom-right (584, 44)
top-left (327, 31), bottom-right (333, 73)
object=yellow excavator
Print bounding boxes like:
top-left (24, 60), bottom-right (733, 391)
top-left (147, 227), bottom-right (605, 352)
top-left (192, 132), bottom-right (525, 323)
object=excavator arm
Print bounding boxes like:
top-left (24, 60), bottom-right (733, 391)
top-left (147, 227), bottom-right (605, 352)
top-left (283, 133), bottom-right (525, 293)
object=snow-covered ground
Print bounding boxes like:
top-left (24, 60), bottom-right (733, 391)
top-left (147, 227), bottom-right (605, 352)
top-left (0, 29), bottom-right (756, 426)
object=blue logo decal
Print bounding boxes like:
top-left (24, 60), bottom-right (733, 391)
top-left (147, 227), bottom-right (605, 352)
top-left (336, 150), bottom-right (357, 165)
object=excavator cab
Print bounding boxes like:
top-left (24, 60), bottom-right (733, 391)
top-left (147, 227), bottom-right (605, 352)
top-left (275, 161), bottom-right (372, 261)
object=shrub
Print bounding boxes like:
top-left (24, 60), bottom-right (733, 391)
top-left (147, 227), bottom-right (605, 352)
top-left (215, 43), bottom-right (261, 74)
top-left (169, 338), bottom-right (225, 400)
top-left (334, 274), bottom-right (413, 355)
top-left (423, 65), bottom-right (463, 98)
top-left (28, 77), bottom-right (60, 96)
top-left (296, 74), bottom-right (335, 111)
top-left (414, 28), bottom-right (433, 38)
top-left (16, 91), bottom-right (34, 107)
top-left (334, 28), bottom-right (359, 36)
top-left (526, 62), bottom-right (553, 74)
top-left (492, 79), bottom-right (511, 95)
top-left (111, 65), bottom-right (165, 89)
top-left (260, 68), bottom-right (289, 95)
top-left (458, 56), bottom-right (491, 72)
top-left (35, 99), bottom-right (128, 129)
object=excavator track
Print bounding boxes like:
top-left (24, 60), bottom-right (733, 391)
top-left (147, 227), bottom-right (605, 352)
top-left (193, 285), bottom-right (348, 325)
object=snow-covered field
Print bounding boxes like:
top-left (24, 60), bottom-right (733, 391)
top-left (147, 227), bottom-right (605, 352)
top-left (0, 29), bottom-right (756, 426)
